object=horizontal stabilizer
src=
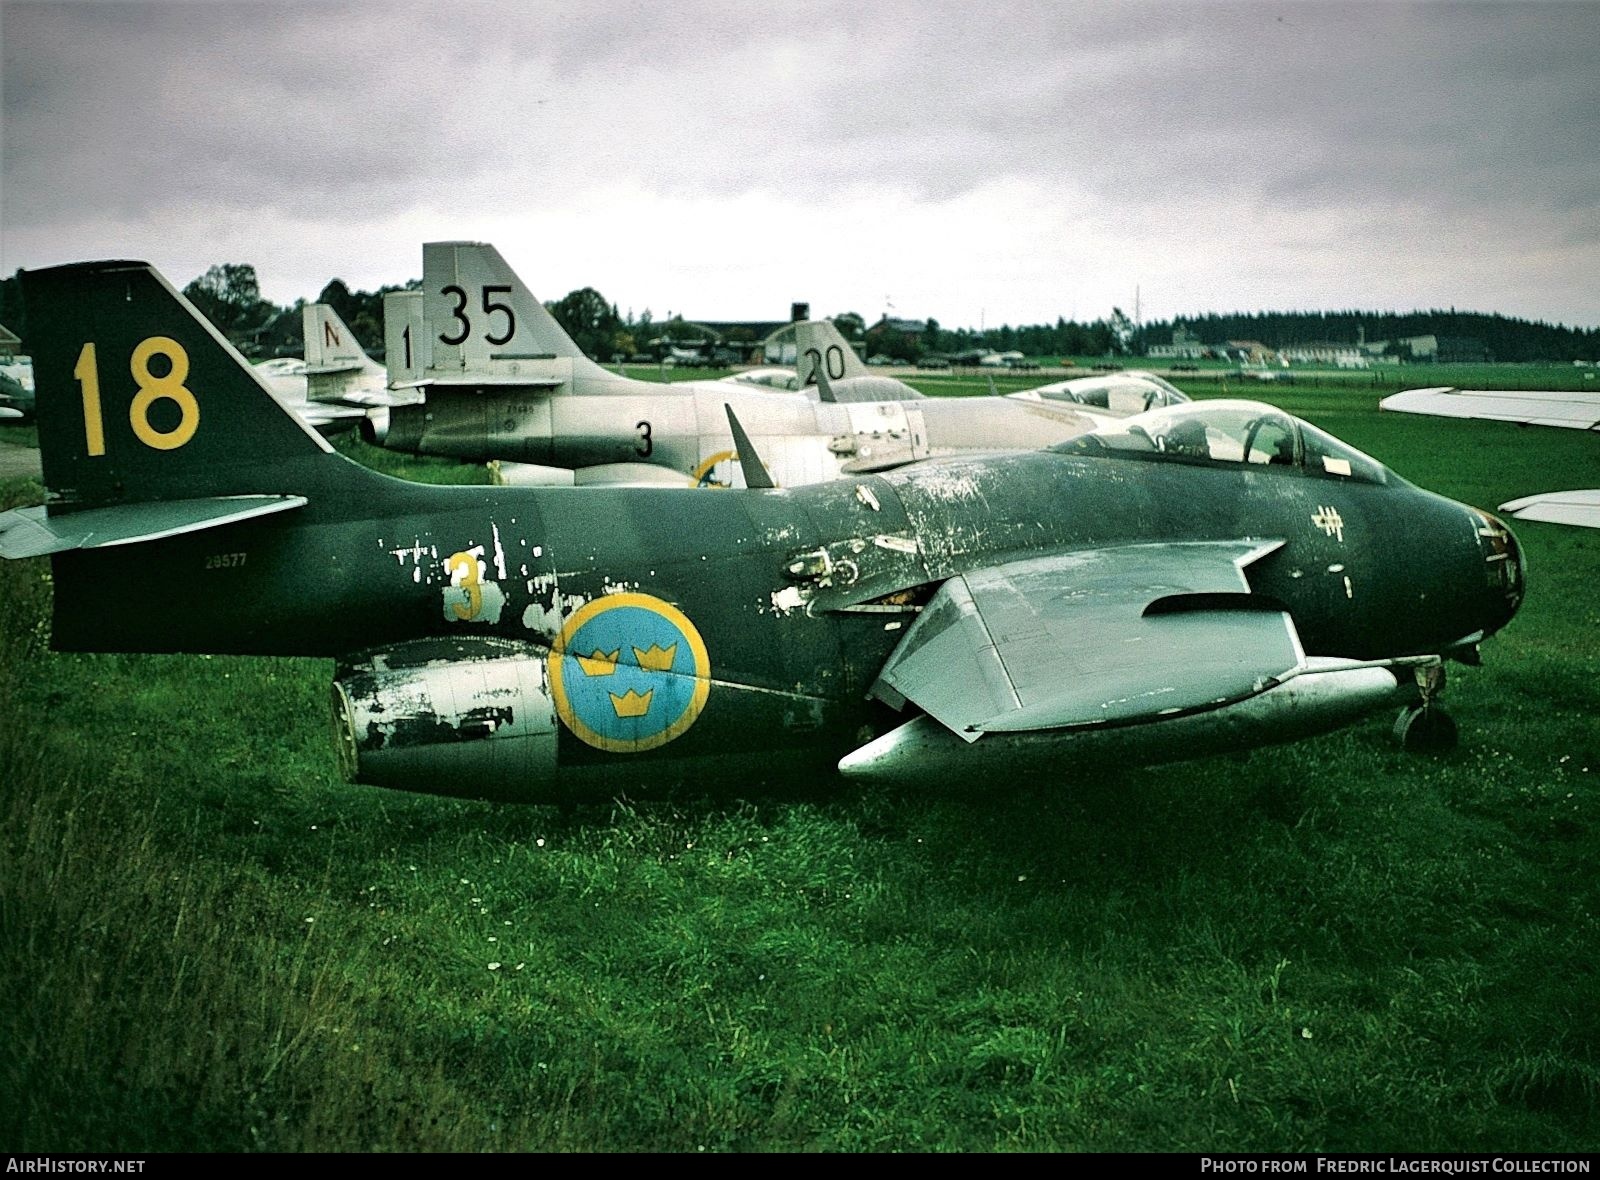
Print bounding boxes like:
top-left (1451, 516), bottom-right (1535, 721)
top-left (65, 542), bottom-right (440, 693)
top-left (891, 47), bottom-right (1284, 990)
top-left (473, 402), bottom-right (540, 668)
top-left (869, 540), bottom-right (1298, 740)
top-left (396, 373), bottom-right (566, 391)
top-left (308, 387), bottom-right (422, 410)
top-left (815, 378), bottom-right (926, 404)
top-left (0, 495), bottom-right (306, 558)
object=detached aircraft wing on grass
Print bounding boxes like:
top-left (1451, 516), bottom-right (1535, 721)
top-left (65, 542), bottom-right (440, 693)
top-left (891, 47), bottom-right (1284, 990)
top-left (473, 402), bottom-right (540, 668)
top-left (0, 260), bottom-right (1526, 801)
top-left (1380, 385), bottom-right (1600, 527)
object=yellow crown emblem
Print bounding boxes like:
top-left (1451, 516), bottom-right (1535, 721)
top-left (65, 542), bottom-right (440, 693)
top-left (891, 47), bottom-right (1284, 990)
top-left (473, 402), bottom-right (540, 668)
top-left (609, 688), bottom-right (654, 718)
top-left (632, 643), bottom-right (677, 672)
top-left (575, 648), bottom-right (619, 677)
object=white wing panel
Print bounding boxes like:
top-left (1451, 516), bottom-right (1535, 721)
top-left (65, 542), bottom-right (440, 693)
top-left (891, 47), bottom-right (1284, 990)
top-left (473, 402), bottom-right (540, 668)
top-left (1381, 387), bottom-right (1600, 430)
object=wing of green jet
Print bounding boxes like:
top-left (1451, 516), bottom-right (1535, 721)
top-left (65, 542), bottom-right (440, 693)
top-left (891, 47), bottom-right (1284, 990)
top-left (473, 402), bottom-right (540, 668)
top-left (0, 495), bottom-right (306, 558)
top-left (867, 540), bottom-right (1301, 741)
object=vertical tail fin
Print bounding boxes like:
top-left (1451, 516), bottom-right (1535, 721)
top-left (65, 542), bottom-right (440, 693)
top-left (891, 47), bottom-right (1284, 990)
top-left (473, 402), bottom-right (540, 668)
top-left (23, 261), bottom-right (335, 508)
top-left (383, 289), bottom-right (427, 386)
top-left (418, 241), bottom-right (614, 387)
top-left (303, 303), bottom-right (387, 405)
top-left (794, 319), bottom-right (870, 387)
top-left (303, 303), bottom-right (380, 371)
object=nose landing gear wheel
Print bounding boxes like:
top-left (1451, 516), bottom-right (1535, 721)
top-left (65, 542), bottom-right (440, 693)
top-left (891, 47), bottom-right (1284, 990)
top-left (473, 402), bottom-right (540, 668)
top-left (1393, 705), bottom-right (1458, 753)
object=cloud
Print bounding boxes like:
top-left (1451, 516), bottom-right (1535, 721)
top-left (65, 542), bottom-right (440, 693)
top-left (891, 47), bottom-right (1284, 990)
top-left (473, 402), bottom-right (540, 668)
top-left (3, 1), bottom-right (1596, 326)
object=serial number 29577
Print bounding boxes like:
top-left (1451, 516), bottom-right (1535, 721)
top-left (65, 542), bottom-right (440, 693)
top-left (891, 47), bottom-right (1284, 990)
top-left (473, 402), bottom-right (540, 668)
top-left (205, 552), bottom-right (247, 570)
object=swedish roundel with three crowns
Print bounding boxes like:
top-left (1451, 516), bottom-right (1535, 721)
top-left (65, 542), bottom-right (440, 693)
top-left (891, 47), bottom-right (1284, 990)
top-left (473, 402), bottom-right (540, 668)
top-left (548, 593), bottom-right (711, 753)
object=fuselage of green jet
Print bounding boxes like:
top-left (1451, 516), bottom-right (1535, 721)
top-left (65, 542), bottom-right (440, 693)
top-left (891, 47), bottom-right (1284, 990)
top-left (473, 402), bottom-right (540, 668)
top-left (0, 261), bottom-right (1524, 803)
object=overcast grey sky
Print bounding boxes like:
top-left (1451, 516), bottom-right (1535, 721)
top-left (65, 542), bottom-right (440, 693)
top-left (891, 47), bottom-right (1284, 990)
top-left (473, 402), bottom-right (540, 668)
top-left (3, 0), bottom-right (1597, 330)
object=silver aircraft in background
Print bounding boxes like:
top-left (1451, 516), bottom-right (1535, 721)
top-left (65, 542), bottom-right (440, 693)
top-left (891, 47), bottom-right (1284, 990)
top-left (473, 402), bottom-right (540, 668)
top-left (255, 304), bottom-right (418, 436)
top-left (0, 323), bottom-right (33, 421)
top-left (725, 318), bottom-right (924, 402)
top-left (0, 357), bottom-right (33, 422)
top-left (371, 242), bottom-right (1190, 488)
top-left (726, 318), bottom-right (1188, 415)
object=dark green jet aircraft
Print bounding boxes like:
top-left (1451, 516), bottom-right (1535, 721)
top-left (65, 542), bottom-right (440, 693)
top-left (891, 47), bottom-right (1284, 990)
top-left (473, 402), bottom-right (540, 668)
top-left (0, 261), bottom-right (1525, 803)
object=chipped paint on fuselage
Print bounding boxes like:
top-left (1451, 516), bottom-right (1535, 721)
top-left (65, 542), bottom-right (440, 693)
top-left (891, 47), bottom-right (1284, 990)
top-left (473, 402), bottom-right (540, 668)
top-left (48, 446), bottom-right (1502, 777)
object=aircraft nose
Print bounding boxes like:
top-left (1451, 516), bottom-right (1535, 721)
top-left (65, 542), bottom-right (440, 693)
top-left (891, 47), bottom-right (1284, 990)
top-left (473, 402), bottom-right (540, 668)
top-left (1473, 508), bottom-right (1525, 635)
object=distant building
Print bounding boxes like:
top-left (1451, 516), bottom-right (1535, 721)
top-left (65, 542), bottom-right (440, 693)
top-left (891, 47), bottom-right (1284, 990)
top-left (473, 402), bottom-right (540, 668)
top-left (1224, 339), bottom-right (1278, 364)
top-left (1148, 324), bottom-right (1208, 360)
top-left (869, 316), bottom-right (929, 337)
top-left (859, 316), bottom-right (931, 362)
top-left (1358, 334), bottom-right (1485, 363)
top-left (668, 318), bottom-right (788, 363)
top-left (1401, 335), bottom-right (1438, 361)
top-left (1279, 341), bottom-right (1370, 369)
top-left (1436, 336), bottom-right (1489, 364)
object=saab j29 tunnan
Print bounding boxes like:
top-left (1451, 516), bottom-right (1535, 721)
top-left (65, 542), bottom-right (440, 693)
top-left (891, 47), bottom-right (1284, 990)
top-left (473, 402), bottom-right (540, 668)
top-left (370, 243), bottom-right (1189, 488)
top-left (725, 317), bottom-right (926, 402)
top-left (0, 260), bottom-right (1525, 802)
top-left (731, 318), bottom-right (1192, 418)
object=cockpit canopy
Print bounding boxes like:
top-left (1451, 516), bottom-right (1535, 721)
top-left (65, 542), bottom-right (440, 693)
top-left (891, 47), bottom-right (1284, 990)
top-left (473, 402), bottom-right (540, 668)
top-left (1051, 399), bottom-right (1391, 484)
top-left (1011, 371), bottom-right (1190, 414)
top-left (726, 368), bottom-right (801, 392)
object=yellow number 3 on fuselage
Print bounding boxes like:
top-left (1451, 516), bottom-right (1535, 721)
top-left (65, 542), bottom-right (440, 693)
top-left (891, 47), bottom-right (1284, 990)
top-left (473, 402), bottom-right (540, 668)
top-left (445, 551), bottom-right (484, 621)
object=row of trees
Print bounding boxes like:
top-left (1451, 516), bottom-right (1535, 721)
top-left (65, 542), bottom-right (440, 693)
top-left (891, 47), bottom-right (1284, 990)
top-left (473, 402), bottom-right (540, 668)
top-left (869, 315), bottom-right (1129, 362)
top-left (1, 264), bottom-right (1594, 364)
top-left (1135, 310), bottom-right (1599, 364)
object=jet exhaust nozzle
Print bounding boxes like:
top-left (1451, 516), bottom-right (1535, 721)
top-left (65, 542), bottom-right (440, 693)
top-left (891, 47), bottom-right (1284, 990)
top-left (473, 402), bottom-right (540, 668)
top-left (332, 638), bottom-right (559, 801)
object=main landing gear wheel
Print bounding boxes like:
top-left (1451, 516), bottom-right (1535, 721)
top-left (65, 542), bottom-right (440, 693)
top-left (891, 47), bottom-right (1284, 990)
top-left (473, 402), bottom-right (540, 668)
top-left (1392, 705), bottom-right (1458, 753)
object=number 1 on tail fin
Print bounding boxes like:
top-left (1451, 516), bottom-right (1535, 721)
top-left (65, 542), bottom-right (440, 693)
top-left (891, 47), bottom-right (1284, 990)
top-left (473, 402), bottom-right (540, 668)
top-left (74, 342), bottom-right (106, 456)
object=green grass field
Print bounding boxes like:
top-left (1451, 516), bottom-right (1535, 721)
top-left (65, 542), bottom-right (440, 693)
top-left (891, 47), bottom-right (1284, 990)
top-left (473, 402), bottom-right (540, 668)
top-left (0, 375), bottom-right (1596, 1152)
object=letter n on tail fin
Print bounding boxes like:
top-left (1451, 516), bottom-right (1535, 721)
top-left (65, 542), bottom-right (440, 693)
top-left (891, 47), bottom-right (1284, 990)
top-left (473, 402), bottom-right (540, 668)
top-left (23, 261), bottom-right (334, 508)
